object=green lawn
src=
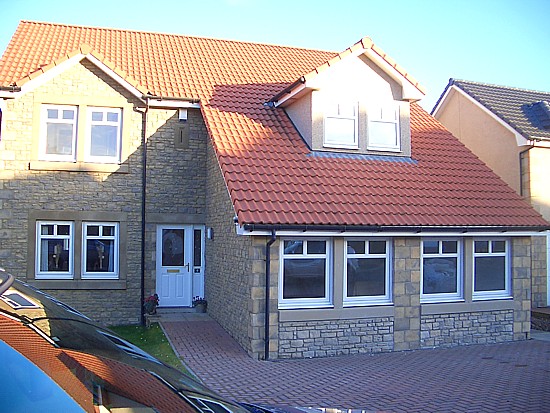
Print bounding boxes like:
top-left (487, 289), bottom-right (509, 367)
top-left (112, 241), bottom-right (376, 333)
top-left (110, 322), bottom-right (189, 374)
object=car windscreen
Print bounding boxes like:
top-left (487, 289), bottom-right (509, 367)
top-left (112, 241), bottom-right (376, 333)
top-left (0, 339), bottom-right (86, 412)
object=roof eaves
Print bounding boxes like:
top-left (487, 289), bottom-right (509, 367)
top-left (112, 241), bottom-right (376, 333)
top-left (1, 44), bottom-right (150, 101)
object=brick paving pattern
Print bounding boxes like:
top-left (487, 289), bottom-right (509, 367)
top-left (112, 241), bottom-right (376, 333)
top-left (162, 316), bottom-right (550, 413)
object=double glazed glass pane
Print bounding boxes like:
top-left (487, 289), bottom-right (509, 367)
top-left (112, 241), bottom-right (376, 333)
top-left (475, 256), bottom-right (506, 291)
top-left (85, 239), bottom-right (115, 272)
top-left (423, 257), bottom-right (458, 294)
top-left (162, 229), bottom-right (184, 266)
top-left (39, 239), bottom-right (71, 272)
top-left (283, 258), bottom-right (326, 299)
top-left (347, 257), bottom-right (386, 297)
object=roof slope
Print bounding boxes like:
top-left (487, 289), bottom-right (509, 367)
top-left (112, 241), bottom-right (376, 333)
top-left (1, 21), bottom-right (548, 230)
top-left (437, 79), bottom-right (550, 141)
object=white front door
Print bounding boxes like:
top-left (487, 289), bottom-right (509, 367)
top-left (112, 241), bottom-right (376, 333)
top-left (156, 225), bottom-right (193, 307)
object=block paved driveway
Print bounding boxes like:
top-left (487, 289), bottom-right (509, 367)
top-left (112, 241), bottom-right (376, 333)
top-left (161, 315), bottom-right (550, 413)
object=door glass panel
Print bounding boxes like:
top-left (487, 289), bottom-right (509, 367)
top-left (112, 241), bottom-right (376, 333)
top-left (162, 229), bottom-right (184, 266)
top-left (193, 229), bottom-right (202, 267)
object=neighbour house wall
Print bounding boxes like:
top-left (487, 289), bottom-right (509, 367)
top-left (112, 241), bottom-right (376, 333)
top-left (525, 146), bottom-right (550, 221)
top-left (0, 61), bottom-right (144, 324)
top-left (436, 91), bottom-right (550, 307)
top-left (436, 90), bottom-right (521, 193)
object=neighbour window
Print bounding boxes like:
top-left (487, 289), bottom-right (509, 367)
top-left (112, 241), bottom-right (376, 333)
top-left (40, 105), bottom-right (78, 161)
top-left (86, 107), bottom-right (122, 163)
top-left (344, 239), bottom-right (391, 305)
top-left (421, 239), bottom-right (462, 303)
top-left (473, 239), bottom-right (510, 300)
top-left (82, 222), bottom-right (119, 279)
top-left (324, 102), bottom-right (358, 149)
top-left (36, 221), bottom-right (74, 279)
top-left (367, 101), bottom-right (400, 152)
top-left (279, 239), bottom-right (332, 308)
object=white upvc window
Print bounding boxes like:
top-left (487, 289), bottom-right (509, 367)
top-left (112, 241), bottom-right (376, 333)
top-left (86, 107), bottom-right (122, 163)
top-left (36, 221), bottom-right (74, 279)
top-left (40, 105), bottom-right (78, 161)
top-left (367, 101), bottom-right (400, 152)
top-left (344, 239), bottom-right (391, 306)
top-left (324, 101), bottom-right (358, 149)
top-left (473, 239), bottom-right (511, 300)
top-left (279, 239), bottom-right (332, 309)
top-left (82, 222), bottom-right (119, 279)
top-left (421, 239), bottom-right (463, 303)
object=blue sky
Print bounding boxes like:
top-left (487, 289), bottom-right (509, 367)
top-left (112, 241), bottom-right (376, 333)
top-left (0, 0), bottom-right (548, 111)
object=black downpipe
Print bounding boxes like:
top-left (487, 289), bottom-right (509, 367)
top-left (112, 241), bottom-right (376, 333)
top-left (135, 105), bottom-right (148, 326)
top-left (264, 230), bottom-right (277, 360)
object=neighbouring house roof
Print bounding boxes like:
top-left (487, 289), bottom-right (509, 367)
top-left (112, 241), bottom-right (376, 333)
top-left (433, 79), bottom-right (550, 142)
top-left (1, 21), bottom-right (548, 231)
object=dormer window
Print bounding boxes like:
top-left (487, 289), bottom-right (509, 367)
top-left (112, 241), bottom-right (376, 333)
top-left (324, 101), bottom-right (358, 149)
top-left (367, 101), bottom-right (400, 152)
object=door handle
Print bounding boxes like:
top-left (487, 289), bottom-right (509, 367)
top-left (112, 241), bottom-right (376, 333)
top-left (185, 263), bottom-right (190, 271)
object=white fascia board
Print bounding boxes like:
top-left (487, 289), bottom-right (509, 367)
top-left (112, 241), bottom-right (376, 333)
top-left (236, 225), bottom-right (544, 238)
top-left (362, 48), bottom-right (424, 102)
top-left (146, 99), bottom-right (200, 109)
top-left (435, 85), bottom-right (528, 146)
top-left (274, 83), bottom-right (307, 107)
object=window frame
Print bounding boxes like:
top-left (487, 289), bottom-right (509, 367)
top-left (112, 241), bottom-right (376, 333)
top-left (472, 238), bottom-right (511, 300)
top-left (35, 221), bottom-right (75, 280)
top-left (278, 238), bottom-right (332, 309)
top-left (420, 238), bottom-right (463, 303)
top-left (343, 238), bottom-right (392, 306)
top-left (39, 104), bottom-right (78, 162)
top-left (85, 107), bottom-right (122, 164)
top-left (367, 101), bottom-right (401, 152)
top-left (81, 222), bottom-right (120, 280)
top-left (323, 101), bottom-right (359, 149)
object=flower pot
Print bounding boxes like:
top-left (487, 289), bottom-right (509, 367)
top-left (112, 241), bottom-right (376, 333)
top-left (195, 303), bottom-right (207, 313)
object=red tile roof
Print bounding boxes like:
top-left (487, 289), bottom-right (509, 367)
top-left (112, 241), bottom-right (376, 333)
top-left (1, 21), bottom-right (548, 230)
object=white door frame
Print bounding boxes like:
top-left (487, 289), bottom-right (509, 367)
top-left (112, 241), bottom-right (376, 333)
top-left (155, 224), bottom-right (205, 307)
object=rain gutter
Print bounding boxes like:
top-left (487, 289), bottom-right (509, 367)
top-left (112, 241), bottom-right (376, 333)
top-left (242, 223), bottom-right (550, 234)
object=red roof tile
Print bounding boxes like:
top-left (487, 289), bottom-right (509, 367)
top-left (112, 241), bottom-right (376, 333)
top-left (1, 21), bottom-right (548, 230)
